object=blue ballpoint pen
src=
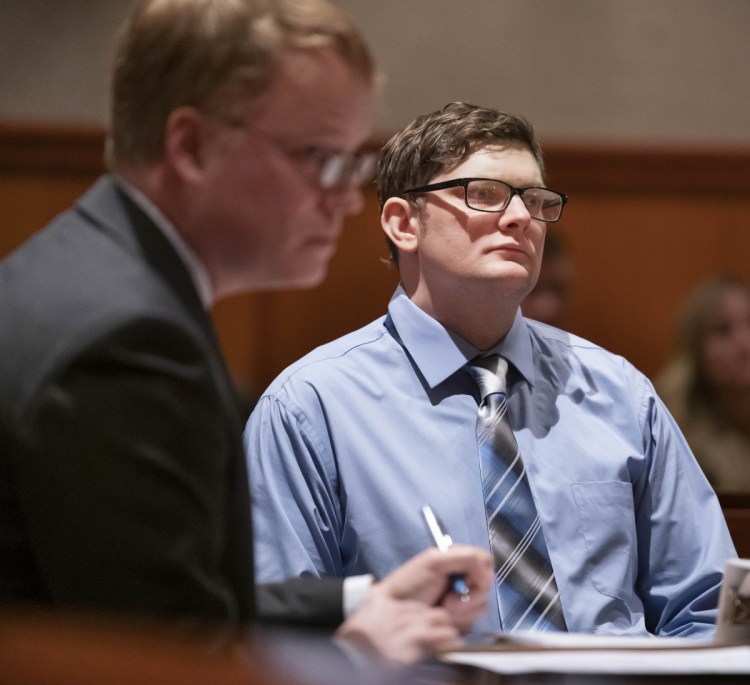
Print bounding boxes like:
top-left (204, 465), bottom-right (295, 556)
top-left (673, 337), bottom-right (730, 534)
top-left (421, 504), bottom-right (471, 603)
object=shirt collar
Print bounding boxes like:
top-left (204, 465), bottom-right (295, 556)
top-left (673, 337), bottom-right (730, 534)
top-left (387, 284), bottom-right (536, 388)
top-left (113, 175), bottom-right (214, 309)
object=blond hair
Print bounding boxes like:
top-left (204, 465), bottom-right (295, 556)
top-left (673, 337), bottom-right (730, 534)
top-left (107, 0), bottom-right (375, 168)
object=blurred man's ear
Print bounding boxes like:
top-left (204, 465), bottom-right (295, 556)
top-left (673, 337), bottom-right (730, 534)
top-left (163, 106), bottom-right (209, 184)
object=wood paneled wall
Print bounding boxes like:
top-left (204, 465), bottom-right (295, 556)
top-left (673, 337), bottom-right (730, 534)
top-left (3, 123), bottom-right (750, 397)
top-left (545, 145), bottom-right (750, 383)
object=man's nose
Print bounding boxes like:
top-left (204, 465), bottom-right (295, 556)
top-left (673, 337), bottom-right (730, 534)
top-left (498, 194), bottom-right (531, 229)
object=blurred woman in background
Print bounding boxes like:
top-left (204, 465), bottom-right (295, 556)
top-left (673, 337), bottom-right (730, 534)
top-left (656, 276), bottom-right (750, 491)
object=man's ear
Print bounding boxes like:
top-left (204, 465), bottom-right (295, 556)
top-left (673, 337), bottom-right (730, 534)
top-left (381, 197), bottom-right (419, 255)
top-left (163, 106), bottom-right (208, 184)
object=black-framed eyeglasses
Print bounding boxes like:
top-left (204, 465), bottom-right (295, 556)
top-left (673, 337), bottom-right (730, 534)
top-left (402, 177), bottom-right (568, 222)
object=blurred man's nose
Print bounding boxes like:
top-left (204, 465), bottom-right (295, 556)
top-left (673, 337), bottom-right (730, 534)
top-left (324, 183), bottom-right (365, 217)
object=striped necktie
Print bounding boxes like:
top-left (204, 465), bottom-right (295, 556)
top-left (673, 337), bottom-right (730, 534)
top-left (468, 355), bottom-right (566, 632)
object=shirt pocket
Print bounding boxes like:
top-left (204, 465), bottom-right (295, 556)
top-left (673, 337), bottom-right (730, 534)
top-left (571, 481), bottom-right (636, 603)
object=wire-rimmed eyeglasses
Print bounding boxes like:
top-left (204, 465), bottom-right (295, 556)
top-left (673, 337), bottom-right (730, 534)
top-left (402, 177), bottom-right (568, 222)
top-left (308, 147), bottom-right (378, 189)
top-left (215, 114), bottom-right (377, 190)
top-left (258, 136), bottom-right (377, 190)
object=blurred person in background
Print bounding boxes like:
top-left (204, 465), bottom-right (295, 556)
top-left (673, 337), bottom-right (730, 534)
top-left (656, 276), bottom-right (750, 491)
top-left (521, 227), bottom-right (573, 328)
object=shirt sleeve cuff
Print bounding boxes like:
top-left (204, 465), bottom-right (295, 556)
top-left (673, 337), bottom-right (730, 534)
top-left (343, 574), bottom-right (374, 617)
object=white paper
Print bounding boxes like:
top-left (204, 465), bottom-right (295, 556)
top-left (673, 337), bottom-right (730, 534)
top-left (467, 630), bottom-right (707, 650)
top-left (444, 645), bottom-right (750, 675)
top-left (443, 633), bottom-right (750, 675)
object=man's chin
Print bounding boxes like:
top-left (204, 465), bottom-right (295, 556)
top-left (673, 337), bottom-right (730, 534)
top-left (265, 262), bottom-right (330, 292)
top-left (481, 263), bottom-right (535, 287)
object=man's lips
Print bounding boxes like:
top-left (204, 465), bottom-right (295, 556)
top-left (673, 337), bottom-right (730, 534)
top-left (490, 244), bottom-right (529, 257)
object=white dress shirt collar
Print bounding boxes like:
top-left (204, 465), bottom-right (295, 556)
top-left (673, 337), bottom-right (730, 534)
top-left (113, 175), bottom-right (214, 309)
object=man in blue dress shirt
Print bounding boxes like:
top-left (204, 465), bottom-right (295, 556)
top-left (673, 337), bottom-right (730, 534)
top-left (245, 102), bottom-right (735, 638)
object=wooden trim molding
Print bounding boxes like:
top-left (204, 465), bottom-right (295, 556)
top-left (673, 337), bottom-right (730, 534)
top-left (718, 493), bottom-right (750, 509)
top-left (2, 121), bottom-right (750, 194)
top-left (0, 122), bottom-right (105, 176)
top-left (544, 143), bottom-right (750, 195)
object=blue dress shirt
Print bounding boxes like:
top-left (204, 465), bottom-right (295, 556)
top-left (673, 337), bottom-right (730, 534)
top-left (245, 286), bottom-right (735, 637)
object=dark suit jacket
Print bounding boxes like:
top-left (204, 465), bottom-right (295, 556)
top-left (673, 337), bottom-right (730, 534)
top-left (0, 176), bottom-right (342, 630)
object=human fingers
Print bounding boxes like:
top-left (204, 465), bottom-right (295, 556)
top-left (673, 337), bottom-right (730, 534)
top-left (336, 597), bottom-right (461, 665)
top-left (428, 544), bottom-right (494, 591)
top-left (439, 585), bottom-right (491, 633)
top-left (381, 603), bottom-right (462, 663)
top-left (378, 545), bottom-right (493, 606)
top-left (412, 606), bottom-right (464, 652)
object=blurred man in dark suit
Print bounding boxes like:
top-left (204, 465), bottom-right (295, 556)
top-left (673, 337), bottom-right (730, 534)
top-left (0, 0), bottom-right (491, 665)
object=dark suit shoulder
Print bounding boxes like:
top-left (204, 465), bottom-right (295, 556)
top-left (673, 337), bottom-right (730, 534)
top-left (0, 180), bottom-right (254, 629)
top-left (0, 185), bottom-right (211, 423)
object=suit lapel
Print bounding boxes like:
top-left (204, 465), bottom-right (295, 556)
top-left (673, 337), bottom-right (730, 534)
top-left (76, 176), bottom-right (255, 620)
top-left (75, 176), bottom-right (242, 427)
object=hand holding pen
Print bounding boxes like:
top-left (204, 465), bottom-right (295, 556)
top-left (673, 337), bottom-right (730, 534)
top-left (421, 504), bottom-right (472, 603)
top-left (371, 529), bottom-right (493, 635)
